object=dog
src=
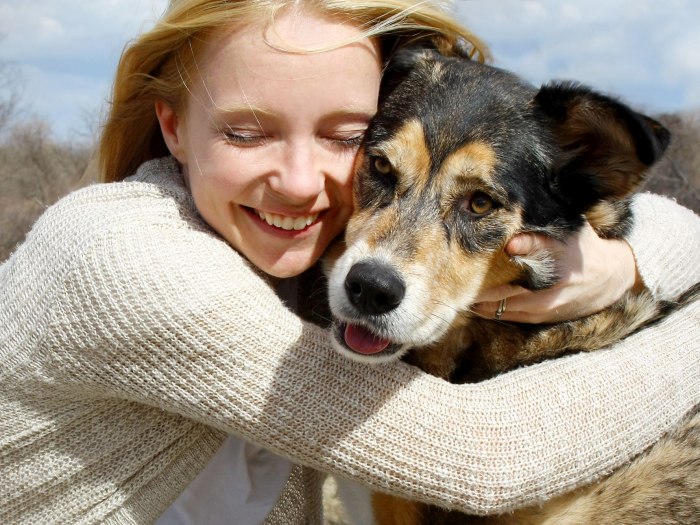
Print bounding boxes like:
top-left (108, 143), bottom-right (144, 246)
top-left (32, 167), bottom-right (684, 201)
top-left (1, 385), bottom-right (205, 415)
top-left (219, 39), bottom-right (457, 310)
top-left (326, 45), bottom-right (700, 524)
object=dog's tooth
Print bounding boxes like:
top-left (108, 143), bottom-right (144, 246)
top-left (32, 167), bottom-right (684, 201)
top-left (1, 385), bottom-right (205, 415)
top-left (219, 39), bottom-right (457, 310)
top-left (293, 217), bottom-right (308, 230)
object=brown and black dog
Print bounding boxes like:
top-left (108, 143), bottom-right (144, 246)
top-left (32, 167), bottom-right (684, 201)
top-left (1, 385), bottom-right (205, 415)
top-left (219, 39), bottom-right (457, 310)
top-left (326, 46), bottom-right (700, 524)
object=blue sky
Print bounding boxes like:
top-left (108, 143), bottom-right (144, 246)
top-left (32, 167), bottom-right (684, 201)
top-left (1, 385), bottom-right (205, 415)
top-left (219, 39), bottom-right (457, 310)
top-left (1, 0), bottom-right (698, 142)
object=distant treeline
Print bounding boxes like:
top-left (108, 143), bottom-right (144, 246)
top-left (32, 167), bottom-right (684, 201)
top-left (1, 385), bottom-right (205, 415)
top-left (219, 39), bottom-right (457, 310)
top-left (646, 111), bottom-right (700, 213)
top-left (0, 119), bottom-right (94, 261)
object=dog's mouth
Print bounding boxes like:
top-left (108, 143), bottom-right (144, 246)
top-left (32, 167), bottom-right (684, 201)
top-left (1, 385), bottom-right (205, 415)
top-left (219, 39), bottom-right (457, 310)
top-left (332, 321), bottom-right (406, 361)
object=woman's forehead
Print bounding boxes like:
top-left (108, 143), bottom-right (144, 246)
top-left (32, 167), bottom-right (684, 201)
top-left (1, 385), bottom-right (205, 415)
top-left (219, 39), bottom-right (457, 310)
top-left (192, 11), bottom-right (381, 103)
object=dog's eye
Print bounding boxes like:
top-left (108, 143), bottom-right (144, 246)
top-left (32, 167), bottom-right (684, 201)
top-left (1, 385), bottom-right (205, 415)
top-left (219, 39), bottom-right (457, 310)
top-left (372, 157), bottom-right (393, 175)
top-left (466, 192), bottom-right (495, 215)
top-left (368, 156), bottom-right (397, 193)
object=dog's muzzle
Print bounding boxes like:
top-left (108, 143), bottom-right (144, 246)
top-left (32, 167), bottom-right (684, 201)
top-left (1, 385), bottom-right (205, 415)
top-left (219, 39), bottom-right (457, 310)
top-left (344, 260), bottom-right (406, 316)
top-left (331, 259), bottom-right (409, 361)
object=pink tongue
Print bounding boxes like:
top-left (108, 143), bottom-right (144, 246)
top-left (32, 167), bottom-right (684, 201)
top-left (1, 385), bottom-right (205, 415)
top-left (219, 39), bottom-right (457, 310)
top-left (344, 324), bottom-right (391, 355)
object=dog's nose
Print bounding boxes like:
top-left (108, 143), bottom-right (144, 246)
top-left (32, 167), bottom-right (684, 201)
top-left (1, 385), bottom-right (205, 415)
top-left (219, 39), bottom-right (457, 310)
top-left (345, 261), bottom-right (406, 315)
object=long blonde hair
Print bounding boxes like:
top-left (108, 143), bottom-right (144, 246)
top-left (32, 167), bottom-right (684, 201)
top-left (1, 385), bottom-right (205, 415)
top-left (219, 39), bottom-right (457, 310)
top-left (98, 0), bottom-right (488, 182)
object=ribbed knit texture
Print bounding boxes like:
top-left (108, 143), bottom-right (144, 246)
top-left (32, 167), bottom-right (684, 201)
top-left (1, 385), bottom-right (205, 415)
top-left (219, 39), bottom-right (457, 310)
top-left (1, 157), bottom-right (699, 524)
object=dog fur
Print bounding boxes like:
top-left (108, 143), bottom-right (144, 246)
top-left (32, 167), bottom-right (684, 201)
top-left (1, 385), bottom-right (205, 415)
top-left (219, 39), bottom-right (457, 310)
top-left (326, 47), bottom-right (700, 524)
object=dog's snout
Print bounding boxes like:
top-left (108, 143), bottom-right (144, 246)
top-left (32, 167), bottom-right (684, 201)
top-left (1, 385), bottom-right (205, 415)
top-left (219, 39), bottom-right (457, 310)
top-left (344, 261), bottom-right (406, 315)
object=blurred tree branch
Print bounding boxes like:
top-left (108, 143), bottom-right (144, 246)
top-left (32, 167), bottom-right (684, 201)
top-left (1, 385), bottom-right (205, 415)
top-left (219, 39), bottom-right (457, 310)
top-left (0, 59), bottom-right (23, 135)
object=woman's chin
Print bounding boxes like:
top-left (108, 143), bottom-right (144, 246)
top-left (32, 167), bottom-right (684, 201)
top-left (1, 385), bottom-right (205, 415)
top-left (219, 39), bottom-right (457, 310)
top-left (248, 249), bottom-right (323, 279)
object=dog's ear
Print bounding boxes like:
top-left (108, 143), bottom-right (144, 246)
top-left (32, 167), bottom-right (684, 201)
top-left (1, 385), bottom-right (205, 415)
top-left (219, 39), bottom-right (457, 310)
top-left (534, 82), bottom-right (670, 205)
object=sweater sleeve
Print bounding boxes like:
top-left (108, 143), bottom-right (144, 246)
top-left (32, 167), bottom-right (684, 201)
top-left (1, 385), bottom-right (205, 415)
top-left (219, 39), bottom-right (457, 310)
top-left (627, 192), bottom-right (700, 300)
top-left (19, 183), bottom-right (700, 516)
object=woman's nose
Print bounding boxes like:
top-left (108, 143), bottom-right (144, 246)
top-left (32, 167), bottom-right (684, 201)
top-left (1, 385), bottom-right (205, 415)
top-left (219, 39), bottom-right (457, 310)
top-left (268, 141), bottom-right (325, 203)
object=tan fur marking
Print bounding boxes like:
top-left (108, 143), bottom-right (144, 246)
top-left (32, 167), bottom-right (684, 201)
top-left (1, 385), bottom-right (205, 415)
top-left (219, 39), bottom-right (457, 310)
top-left (363, 206), bottom-right (400, 250)
top-left (344, 207), bottom-right (378, 245)
top-left (377, 119), bottom-right (431, 191)
top-left (586, 201), bottom-right (623, 232)
top-left (439, 141), bottom-right (499, 187)
top-left (429, 61), bottom-right (445, 84)
top-left (415, 140), bottom-right (508, 312)
top-left (373, 493), bottom-right (424, 525)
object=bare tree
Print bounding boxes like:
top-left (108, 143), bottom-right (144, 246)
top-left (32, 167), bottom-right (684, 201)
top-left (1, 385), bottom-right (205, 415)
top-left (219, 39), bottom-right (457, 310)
top-left (0, 59), bottom-right (23, 135)
top-left (0, 117), bottom-right (94, 260)
top-left (646, 111), bottom-right (700, 213)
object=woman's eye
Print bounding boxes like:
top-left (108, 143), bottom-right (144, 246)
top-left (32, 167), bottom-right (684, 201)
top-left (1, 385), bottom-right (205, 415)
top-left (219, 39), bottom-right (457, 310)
top-left (465, 192), bottom-right (496, 215)
top-left (221, 128), bottom-right (267, 146)
top-left (327, 134), bottom-right (365, 149)
top-left (323, 130), bottom-right (366, 150)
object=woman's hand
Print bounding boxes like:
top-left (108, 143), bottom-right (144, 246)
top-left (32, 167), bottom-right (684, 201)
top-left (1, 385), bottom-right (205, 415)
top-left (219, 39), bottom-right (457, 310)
top-left (473, 223), bottom-right (641, 323)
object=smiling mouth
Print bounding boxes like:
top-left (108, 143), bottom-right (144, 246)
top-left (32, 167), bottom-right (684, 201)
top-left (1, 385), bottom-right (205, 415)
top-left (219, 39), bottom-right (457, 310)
top-left (250, 208), bottom-right (320, 231)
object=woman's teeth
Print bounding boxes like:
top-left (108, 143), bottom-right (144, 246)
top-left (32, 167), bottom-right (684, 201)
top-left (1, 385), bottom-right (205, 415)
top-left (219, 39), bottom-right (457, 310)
top-left (256, 210), bottom-right (319, 231)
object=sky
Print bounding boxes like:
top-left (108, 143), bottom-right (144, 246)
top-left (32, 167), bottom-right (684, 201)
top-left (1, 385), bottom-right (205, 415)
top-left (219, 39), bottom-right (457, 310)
top-left (1, 0), bottom-right (699, 142)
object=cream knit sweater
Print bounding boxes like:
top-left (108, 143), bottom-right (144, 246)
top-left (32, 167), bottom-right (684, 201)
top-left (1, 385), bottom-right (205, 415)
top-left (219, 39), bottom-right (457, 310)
top-left (2, 157), bottom-right (699, 524)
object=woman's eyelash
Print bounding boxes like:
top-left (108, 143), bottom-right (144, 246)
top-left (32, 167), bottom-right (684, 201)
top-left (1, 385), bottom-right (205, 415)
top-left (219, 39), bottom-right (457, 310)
top-left (324, 133), bottom-right (366, 151)
top-left (221, 130), bottom-right (267, 145)
top-left (220, 128), bottom-right (365, 148)
top-left (332, 135), bottom-right (364, 146)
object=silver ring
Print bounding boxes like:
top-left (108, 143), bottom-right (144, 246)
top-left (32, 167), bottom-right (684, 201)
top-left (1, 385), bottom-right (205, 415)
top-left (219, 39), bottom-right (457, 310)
top-left (495, 298), bottom-right (507, 320)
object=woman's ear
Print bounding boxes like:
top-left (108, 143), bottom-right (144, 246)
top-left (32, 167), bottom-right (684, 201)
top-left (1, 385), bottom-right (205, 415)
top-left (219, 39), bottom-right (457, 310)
top-left (155, 100), bottom-right (186, 163)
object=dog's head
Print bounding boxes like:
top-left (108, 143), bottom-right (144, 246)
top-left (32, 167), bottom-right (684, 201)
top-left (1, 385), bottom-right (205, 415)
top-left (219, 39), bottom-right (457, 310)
top-left (327, 47), bottom-right (670, 363)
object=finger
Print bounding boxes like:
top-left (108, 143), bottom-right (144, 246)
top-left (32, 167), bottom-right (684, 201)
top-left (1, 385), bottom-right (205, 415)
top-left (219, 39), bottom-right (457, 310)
top-left (492, 310), bottom-right (558, 324)
top-left (505, 233), bottom-right (539, 256)
top-left (472, 301), bottom-right (569, 324)
top-left (471, 301), bottom-right (500, 318)
top-left (472, 296), bottom-right (529, 321)
top-left (473, 289), bottom-right (568, 321)
top-left (471, 303), bottom-right (547, 323)
top-left (506, 232), bottom-right (559, 256)
top-left (473, 283), bottom-right (528, 303)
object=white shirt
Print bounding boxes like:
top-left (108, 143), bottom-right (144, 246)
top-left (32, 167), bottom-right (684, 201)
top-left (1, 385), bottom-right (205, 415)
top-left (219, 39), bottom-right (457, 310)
top-left (156, 278), bottom-right (299, 525)
top-left (155, 436), bottom-right (293, 525)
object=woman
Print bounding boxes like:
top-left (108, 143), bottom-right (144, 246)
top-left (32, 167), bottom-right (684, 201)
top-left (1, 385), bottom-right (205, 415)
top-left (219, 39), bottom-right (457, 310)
top-left (1, 1), bottom-right (699, 524)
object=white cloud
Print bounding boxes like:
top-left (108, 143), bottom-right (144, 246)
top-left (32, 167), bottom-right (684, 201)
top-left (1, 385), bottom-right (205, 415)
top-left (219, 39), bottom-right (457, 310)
top-left (0, 0), bottom-right (167, 62)
top-left (454, 0), bottom-right (700, 113)
top-left (18, 64), bottom-right (108, 141)
top-left (666, 33), bottom-right (700, 77)
top-left (0, 0), bottom-right (167, 140)
top-left (664, 32), bottom-right (700, 108)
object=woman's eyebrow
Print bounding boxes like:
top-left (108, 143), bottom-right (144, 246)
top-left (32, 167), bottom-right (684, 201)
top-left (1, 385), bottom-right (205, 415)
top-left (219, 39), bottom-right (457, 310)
top-left (317, 107), bottom-right (377, 127)
top-left (211, 104), bottom-right (275, 119)
top-left (212, 105), bottom-right (376, 124)
top-left (327, 108), bottom-right (376, 120)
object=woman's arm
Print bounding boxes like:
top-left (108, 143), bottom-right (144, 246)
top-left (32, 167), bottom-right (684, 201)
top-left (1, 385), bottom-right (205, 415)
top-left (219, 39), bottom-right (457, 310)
top-left (24, 184), bottom-right (700, 515)
top-left (626, 192), bottom-right (700, 300)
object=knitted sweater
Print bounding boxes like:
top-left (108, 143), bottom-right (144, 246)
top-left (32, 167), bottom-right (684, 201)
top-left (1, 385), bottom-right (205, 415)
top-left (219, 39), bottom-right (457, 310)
top-left (1, 157), bottom-right (699, 524)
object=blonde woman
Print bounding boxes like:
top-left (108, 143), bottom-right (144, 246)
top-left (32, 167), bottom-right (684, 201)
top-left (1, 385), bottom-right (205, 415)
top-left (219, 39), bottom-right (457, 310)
top-left (1, 1), bottom-right (699, 524)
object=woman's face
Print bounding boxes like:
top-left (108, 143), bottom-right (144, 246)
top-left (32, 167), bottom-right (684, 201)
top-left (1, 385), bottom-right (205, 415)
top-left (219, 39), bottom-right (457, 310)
top-left (157, 10), bottom-right (381, 278)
